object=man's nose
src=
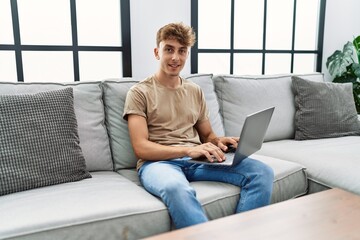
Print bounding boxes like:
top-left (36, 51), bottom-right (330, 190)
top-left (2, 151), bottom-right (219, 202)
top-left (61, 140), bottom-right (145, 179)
top-left (172, 52), bottom-right (180, 61)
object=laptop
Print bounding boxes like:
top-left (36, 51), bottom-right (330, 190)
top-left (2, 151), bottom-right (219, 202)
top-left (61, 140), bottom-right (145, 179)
top-left (188, 106), bottom-right (275, 167)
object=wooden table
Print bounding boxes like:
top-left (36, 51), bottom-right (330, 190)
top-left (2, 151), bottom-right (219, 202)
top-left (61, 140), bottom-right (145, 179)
top-left (143, 188), bottom-right (360, 240)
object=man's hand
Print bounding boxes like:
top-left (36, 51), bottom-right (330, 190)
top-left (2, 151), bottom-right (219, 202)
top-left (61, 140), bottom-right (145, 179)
top-left (210, 137), bottom-right (239, 153)
top-left (186, 142), bottom-right (226, 162)
top-left (194, 119), bottom-right (241, 162)
top-left (186, 136), bottom-right (239, 163)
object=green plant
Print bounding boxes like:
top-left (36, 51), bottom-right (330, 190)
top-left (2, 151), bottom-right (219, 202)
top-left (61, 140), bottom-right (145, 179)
top-left (326, 35), bottom-right (360, 113)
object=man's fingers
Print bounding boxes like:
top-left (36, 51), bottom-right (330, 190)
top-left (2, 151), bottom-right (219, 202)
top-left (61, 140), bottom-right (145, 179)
top-left (203, 143), bottom-right (225, 162)
top-left (222, 137), bottom-right (239, 149)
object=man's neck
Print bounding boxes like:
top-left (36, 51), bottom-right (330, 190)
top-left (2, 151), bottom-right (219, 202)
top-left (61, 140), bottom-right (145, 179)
top-left (154, 72), bottom-right (181, 89)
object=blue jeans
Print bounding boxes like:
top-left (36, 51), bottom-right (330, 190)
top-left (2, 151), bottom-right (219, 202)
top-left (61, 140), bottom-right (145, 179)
top-left (138, 157), bottom-right (274, 229)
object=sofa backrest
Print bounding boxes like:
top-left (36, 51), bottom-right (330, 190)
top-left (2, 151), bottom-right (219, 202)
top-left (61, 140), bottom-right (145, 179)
top-left (184, 74), bottom-right (225, 137)
top-left (1, 72), bottom-right (324, 172)
top-left (101, 79), bottom-right (139, 170)
top-left (102, 74), bottom-right (225, 170)
top-left (213, 73), bottom-right (324, 141)
top-left (0, 82), bottom-right (113, 172)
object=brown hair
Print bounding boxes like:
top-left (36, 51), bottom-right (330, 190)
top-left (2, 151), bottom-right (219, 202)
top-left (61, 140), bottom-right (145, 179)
top-left (156, 22), bottom-right (196, 47)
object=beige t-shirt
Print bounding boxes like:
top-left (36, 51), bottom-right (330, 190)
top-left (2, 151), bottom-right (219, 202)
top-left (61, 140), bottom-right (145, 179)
top-left (123, 76), bottom-right (209, 169)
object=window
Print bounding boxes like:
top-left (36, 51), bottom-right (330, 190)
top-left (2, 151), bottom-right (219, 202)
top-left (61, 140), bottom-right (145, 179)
top-left (0, 0), bottom-right (131, 82)
top-left (191, 0), bottom-right (326, 75)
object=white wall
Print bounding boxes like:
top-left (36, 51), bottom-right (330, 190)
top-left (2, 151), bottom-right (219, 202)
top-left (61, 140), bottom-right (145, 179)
top-left (322, 0), bottom-right (360, 81)
top-left (130, 0), bottom-right (360, 80)
top-left (130, 0), bottom-right (191, 78)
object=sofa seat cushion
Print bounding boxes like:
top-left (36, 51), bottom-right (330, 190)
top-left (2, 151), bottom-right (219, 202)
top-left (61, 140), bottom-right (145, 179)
top-left (0, 82), bottom-right (112, 171)
top-left (0, 172), bottom-right (171, 240)
top-left (251, 154), bottom-right (307, 202)
top-left (118, 169), bottom-right (240, 220)
top-left (118, 154), bottom-right (307, 207)
top-left (258, 136), bottom-right (360, 195)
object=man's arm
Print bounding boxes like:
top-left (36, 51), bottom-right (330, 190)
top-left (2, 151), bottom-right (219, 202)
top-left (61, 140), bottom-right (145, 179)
top-left (127, 114), bottom-right (225, 161)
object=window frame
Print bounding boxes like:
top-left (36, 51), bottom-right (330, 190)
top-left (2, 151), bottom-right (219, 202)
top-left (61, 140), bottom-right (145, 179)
top-left (190, 0), bottom-right (327, 74)
top-left (0, 0), bottom-right (132, 82)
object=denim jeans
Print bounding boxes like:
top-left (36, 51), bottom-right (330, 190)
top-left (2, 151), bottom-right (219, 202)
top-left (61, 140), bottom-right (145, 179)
top-left (138, 157), bottom-right (274, 229)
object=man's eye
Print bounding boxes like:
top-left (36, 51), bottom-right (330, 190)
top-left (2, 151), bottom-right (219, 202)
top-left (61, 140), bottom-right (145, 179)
top-left (166, 48), bottom-right (173, 53)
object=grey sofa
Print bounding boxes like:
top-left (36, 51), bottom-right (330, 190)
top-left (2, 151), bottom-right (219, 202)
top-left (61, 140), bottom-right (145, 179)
top-left (0, 73), bottom-right (359, 240)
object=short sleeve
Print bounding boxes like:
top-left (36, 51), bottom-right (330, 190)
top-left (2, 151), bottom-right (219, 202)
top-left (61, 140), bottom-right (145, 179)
top-left (123, 87), bottom-right (147, 120)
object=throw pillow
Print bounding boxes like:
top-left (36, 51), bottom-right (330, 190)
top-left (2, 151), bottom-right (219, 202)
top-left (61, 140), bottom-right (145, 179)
top-left (0, 88), bottom-right (91, 196)
top-left (292, 76), bottom-right (360, 140)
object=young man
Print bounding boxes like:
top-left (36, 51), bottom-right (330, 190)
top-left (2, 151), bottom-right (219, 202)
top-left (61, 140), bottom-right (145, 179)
top-left (123, 22), bottom-right (274, 229)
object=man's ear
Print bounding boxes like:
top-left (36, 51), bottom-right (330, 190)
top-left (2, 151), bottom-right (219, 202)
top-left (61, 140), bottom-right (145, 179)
top-left (154, 48), bottom-right (160, 60)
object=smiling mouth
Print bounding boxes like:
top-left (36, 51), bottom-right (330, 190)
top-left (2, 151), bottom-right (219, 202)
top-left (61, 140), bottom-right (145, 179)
top-left (169, 64), bottom-right (180, 69)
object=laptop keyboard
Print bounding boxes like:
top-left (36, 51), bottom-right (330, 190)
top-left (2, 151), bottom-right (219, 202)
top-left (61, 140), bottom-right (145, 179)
top-left (226, 145), bottom-right (237, 153)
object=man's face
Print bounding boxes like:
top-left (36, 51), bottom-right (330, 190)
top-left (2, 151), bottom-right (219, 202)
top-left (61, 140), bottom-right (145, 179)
top-left (154, 39), bottom-right (189, 77)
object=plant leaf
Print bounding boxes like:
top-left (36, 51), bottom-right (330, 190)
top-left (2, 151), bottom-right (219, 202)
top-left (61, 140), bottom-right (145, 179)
top-left (351, 63), bottom-right (360, 77)
top-left (333, 73), bottom-right (360, 113)
top-left (353, 35), bottom-right (360, 63)
top-left (353, 87), bottom-right (360, 113)
top-left (326, 42), bottom-right (355, 77)
top-left (343, 41), bottom-right (355, 56)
